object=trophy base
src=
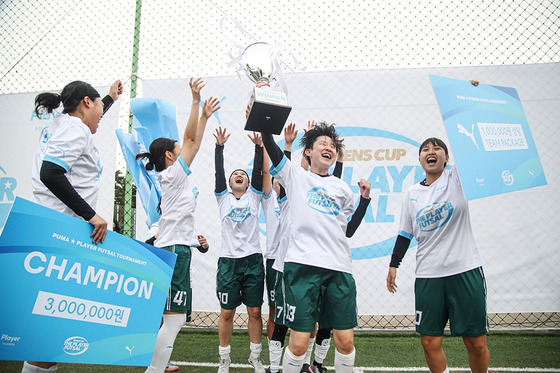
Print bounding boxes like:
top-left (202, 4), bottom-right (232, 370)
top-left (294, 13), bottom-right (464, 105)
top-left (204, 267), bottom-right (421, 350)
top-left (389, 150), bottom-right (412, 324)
top-left (244, 101), bottom-right (292, 135)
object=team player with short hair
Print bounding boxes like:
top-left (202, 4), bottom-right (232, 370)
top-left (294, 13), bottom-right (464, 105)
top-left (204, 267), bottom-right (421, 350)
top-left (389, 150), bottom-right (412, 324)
top-left (261, 122), bottom-right (371, 373)
top-left (214, 127), bottom-right (266, 373)
top-left (386, 137), bottom-right (490, 373)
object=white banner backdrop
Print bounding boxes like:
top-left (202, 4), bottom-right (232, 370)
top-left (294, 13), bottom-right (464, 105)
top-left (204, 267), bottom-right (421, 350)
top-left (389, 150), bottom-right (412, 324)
top-left (0, 86), bottom-right (120, 234)
top-left (142, 64), bottom-right (558, 316)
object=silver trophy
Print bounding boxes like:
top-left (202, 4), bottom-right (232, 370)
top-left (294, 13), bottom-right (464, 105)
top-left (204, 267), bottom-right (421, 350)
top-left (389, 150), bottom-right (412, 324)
top-left (242, 42), bottom-right (292, 134)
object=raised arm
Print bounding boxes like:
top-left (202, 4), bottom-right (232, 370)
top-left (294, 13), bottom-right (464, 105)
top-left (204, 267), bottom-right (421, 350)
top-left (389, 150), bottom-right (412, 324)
top-left (248, 132), bottom-right (264, 192)
top-left (191, 96), bottom-right (220, 160)
top-left (333, 137), bottom-right (345, 178)
top-left (101, 79), bottom-right (123, 115)
top-left (181, 77), bottom-right (204, 167)
top-left (261, 138), bottom-right (272, 197)
top-left (213, 126), bottom-right (230, 194)
top-left (261, 132), bottom-right (284, 168)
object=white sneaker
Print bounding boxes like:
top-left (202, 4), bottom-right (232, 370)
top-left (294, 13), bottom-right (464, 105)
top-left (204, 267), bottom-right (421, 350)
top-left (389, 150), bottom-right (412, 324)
top-left (248, 356), bottom-right (266, 373)
top-left (218, 357), bottom-right (230, 373)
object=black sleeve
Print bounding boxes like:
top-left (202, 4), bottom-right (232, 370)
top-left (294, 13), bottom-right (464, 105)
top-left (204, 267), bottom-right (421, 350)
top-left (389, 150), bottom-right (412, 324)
top-left (345, 196), bottom-right (370, 237)
top-left (251, 145), bottom-right (263, 191)
top-left (101, 95), bottom-right (114, 115)
top-left (40, 161), bottom-right (96, 221)
top-left (333, 161), bottom-right (343, 179)
top-left (145, 236), bottom-right (156, 246)
top-left (214, 144), bottom-right (227, 193)
top-left (196, 245), bottom-right (209, 253)
top-left (389, 235), bottom-right (411, 268)
top-left (277, 149), bottom-right (291, 199)
top-left (262, 133), bottom-right (284, 167)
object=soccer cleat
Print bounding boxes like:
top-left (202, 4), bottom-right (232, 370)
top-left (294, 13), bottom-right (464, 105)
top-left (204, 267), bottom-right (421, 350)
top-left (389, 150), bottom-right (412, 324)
top-left (312, 361), bottom-right (327, 373)
top-left (300, 363), bottom-right (317, 373)
top-left (165, 362), bottom-right (180, 372)
top-left (248, 356), bottom-right (266, 373)
top-left (218, 357), bottom-right (231, 373)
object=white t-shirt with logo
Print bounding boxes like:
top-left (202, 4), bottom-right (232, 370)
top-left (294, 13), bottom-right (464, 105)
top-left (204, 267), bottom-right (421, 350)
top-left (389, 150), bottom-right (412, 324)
top-left (262, 190), bottom-right (281, 260)
top-left (271, 156), bottom-right (355, 274)
top-left (155, 157), bottom-right (200, 248)
top-left (399, 166), bottom-right (484, 278)
top-left (215, 186), bottom-right (263, 258)
top-left (32, 114), bottom-right (101, 218)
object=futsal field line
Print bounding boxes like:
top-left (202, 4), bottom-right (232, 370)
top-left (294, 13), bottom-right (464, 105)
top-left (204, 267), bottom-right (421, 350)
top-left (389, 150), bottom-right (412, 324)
top-left (169, 361), bottom-right (560, 372)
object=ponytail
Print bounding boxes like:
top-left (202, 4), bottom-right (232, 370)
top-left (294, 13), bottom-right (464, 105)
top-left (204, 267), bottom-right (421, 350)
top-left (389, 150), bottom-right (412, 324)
top-left (136, 137), bottom-right (177, 172)
top-left (34, 81), bottom-right (100, 117)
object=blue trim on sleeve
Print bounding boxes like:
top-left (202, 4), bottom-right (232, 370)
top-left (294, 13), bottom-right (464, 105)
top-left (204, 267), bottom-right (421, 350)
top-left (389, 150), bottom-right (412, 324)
top-left (215, 189), bottom-right (228, 197)
top-left (398, 230), bottom-right (414, 240)
top-left (44, 155), bottom-right (70, 172)
top-left (250, 185), bottom-right (263, 195)
top-left (177, 157), bottom-right (192, 176)
top-left (270, 155), bottom-right (287, 176)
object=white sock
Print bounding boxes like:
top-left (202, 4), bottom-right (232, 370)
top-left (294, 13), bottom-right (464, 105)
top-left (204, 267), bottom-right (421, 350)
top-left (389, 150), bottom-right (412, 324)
top-left (249, 341), bottom-right (263, 359)
top-left (313, 337), bottom-right (331, 364)
top-left (145, 313), bottom-right (186, 373)
top-left (21, 362), bottom-right (58, 372)
top-left (442, 368), bottom-right (450, 373)
top-left (219, 344), bottom-right (231, 360)
top-left (282, 347), bottom-right (305, 373)
top-left (268, 339), bottom-right (283, 372)
top-left (334, 347), bottom-right (355, 373)
top-left (302, 337), bottom-right (315, 365)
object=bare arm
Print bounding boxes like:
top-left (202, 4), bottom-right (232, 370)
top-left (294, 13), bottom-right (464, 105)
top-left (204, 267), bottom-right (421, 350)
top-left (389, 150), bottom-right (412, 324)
top-left (181, 77), bottom-right (204, 167)
top-left (190, 96), bottom-right (220, 163)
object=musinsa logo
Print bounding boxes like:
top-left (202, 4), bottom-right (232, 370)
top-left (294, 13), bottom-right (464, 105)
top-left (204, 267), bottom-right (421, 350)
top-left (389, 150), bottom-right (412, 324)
top-left (63, 336), bottom-right (89, 355)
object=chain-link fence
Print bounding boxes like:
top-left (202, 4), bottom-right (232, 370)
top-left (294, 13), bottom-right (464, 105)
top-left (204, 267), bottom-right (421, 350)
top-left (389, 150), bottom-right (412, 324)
top-left (1, 0), bottom-right (559, 330)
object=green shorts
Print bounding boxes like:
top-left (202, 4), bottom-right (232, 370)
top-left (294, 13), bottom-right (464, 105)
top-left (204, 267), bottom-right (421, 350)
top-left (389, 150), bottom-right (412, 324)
top-left (162, 245), bottom-right (192, 320)
top-left (283, 262), bottom-right (358, 332)
top-left (216, 253), bottom-right (265, 309)
top-left (415, 267), bottom-right (488, 337)
top-left (273, 270), bottom-right (286, 326)
top-left (266, 259), bottom-right (279, 307)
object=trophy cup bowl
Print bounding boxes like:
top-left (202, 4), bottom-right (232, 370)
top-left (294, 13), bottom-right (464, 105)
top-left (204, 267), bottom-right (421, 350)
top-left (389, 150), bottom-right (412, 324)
top-left (243, 42), bottom-right (276, 84)
top-left (242, 42), bottom-right (292, 134)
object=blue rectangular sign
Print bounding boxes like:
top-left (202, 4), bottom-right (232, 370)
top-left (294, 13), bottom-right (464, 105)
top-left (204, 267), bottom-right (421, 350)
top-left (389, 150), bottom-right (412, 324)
top-left (430, 74), bottom-right (547, 200)
top-left (0, 197), bottom-right (176, 366)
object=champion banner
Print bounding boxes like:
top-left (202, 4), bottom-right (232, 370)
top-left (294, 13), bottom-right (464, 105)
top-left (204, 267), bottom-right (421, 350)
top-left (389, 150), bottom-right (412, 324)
top-left (0, 197), bottom-right (176, 365)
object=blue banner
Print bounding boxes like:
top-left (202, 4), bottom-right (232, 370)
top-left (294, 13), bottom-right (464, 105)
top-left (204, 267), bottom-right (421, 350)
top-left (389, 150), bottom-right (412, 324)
top-left (430, 74), bottom-right (547, 200)
top-left (115, 98), bottom-right (180, 228)
top-left (0, 197), bottom-right (176, 366)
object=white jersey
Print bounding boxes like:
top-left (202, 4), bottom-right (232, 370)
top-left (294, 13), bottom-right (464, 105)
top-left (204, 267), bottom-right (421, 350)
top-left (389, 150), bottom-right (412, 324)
top-left (271, 156), bottom-right (355, 274)
top-left (399, 166), bottom-right (484, 278)
top-left (262, 189), bottom-right (281, 259)
top-left (215, 186), bottom-right (263, 258)
top-left (271, 194), bottom-right (289, 273)
top-left (155, 157), bottom-right (200, 248)
top-left (32, 114), bottom-right (101, 217)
